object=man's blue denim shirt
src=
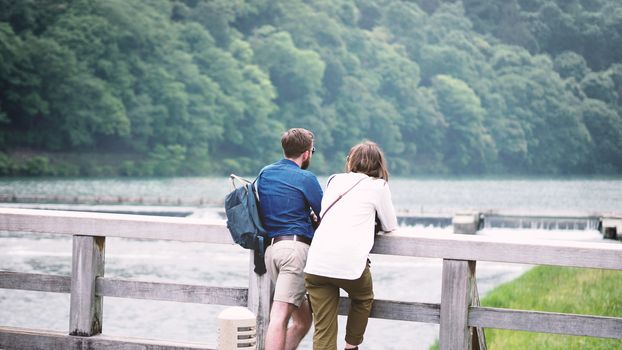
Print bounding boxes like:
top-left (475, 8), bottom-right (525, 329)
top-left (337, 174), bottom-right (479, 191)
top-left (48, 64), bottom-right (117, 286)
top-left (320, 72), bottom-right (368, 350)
top-left (257, 159), bottom-right (323, 240)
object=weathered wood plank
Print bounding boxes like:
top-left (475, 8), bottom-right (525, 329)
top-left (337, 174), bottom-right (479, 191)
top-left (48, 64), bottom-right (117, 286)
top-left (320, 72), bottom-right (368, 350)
top-left (96, 277), bottom-right (248, 306)
top-left (69, 236), bottom-right (104, 336)
top-left (0, 326), bottom-right (214, 350)
top-left (470, 282), bottom-right (487, 350)
top-left (439, 260), bottom-right (476, 350)
top-left (0, 208), bottom-right (232, 243)
top-left (469, 307), bottom-right (622, 339)
top-left (372, 233), bottom-right (622, 270)
top-left (0, 271), bottom-right (251, 307)
top-left (2, 208), bottom-right (622, 269)
top-left (0, 271), bottom-right (71, 293)
top-left (338, 297), bottom-right (441, 323)
top-left (247, 251), bottom-right (271, 349)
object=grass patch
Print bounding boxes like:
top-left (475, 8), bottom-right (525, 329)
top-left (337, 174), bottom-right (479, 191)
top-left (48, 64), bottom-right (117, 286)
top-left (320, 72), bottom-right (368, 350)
top-left (482, 266), bottom-right (622, 349)
top-left (430, 266), bottom-right (622, 349)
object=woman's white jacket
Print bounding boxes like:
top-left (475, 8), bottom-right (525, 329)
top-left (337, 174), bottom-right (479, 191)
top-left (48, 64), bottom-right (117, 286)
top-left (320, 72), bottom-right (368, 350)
top-left (304, 172), bottom-right (398, 280)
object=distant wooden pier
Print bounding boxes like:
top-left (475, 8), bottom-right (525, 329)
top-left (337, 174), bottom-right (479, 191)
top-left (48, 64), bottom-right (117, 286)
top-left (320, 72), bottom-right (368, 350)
top-left (0, 208), bottom-right (621, 349)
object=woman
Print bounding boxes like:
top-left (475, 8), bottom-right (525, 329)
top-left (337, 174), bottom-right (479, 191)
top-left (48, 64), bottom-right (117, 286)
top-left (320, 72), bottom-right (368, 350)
top-left (304, 140), bottom-right (398, 350)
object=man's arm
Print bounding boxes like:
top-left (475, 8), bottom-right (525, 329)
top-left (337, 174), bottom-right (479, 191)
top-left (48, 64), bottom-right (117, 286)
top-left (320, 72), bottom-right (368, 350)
top-left (305, 176), bottom-right (323, 217)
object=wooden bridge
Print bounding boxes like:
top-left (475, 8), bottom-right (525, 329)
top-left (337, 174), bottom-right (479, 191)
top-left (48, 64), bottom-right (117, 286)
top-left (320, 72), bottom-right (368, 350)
top-left (0, 207), bottom-right (621, 350)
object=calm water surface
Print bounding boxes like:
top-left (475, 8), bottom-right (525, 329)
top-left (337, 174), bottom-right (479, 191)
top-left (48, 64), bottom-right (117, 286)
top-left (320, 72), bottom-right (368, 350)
top-left (1, 176), bottom-right (621, 213)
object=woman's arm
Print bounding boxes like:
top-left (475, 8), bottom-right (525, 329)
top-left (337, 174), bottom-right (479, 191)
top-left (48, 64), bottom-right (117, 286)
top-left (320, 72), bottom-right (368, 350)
top-left (376, 182), bottom-right (398, 232)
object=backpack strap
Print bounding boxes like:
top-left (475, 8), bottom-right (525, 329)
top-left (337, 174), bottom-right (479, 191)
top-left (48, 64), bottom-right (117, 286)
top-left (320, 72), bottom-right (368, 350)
top-left (252, 168), bottom-right (266, 202)
top-left (229, 174), bottom-right (251, 187)
top-left (251, 169), bottom-right (266, 258)
top-left (228, 170), bottom-right (263, 199)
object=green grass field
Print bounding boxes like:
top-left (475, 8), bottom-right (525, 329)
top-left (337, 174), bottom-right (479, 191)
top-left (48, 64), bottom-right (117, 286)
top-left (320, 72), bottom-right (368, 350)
top-left (430, 266), bottom-right (622, 349)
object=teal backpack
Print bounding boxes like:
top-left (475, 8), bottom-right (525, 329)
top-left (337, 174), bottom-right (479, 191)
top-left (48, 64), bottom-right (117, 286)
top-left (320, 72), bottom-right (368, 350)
top-left (224, 173), bottom-right (267, 275)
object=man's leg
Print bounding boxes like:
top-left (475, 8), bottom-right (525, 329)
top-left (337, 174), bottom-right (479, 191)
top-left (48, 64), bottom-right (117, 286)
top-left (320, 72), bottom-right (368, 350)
top-left (264, 241), bottom-right (312, 350)
top-left (265, 299), bottom-right (312, 350)
top-left (286, 298), bottom-right (312, 350)
top-left (265, 301), bottom-right (294, 350)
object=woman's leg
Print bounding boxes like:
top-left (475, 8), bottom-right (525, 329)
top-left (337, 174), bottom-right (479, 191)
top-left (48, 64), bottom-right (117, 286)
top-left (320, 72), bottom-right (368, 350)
top-left (340, 265), bottom-right (374, 347)
top-left (305, 273), bottom-right (341, 350)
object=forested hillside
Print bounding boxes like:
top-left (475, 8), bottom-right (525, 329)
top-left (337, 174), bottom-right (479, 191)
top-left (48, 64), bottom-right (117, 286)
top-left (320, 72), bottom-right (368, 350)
top-left (1, 0), bottom-right (621, 176)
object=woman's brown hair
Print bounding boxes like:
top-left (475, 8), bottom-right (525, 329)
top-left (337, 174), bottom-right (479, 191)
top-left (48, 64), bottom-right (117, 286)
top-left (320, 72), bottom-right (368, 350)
top-left (346, 140), bottom-right (389, 181)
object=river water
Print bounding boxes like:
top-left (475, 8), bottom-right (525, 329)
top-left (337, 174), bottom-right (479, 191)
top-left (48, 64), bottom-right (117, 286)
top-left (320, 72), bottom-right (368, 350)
top-left (0, 177), bottom-right (621, 349)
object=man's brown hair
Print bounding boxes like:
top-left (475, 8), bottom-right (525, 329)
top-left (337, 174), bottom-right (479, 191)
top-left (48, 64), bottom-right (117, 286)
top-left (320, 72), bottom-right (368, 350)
top-left (346, 140), bottom-right (389, 181)
top-left (281, 128), bottom-right (314, 158)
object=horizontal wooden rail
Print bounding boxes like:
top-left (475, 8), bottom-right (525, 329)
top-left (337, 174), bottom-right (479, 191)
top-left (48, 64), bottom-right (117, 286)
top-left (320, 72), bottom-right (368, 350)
top-left (0, 326), bottom-right (214, 350)
top-left (2, 208), bottom-right (621, 269)
top-left (0, 271), bottom-right (71, 293)
top-left (469, 307), bottom-right (622, 339)
top-left (0, 271), bottom-right (247, 306)
top-left (371, 233), bottom-right (622, 270)
top-left (0, 208), bottom-right (230, 243)
top-left (339, 297), bottom-right (441, 323)
top-left (96, 277), bottom-right (247, 306)
top-left (0, 271), bottom-right (438, 323)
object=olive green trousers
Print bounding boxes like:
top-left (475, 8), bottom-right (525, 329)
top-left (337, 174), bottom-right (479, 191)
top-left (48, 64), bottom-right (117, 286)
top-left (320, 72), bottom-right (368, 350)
top-left (304, 266), bottom-right (374, 350)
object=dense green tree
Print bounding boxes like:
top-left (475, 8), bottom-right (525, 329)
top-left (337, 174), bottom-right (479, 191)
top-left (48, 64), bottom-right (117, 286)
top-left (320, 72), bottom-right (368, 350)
top-left (432, 75), bottom-right (495, 172)
top-left (0, 0), bottom-right (620, 176)
top-left (553, 51), bottom-right (589, 81)
top-left (456, 0), bottom-right (622, 71)
top-left (251, 27), bottom-right (325, 103)
top-left (581, 71), bottom-right (617, 104)
top-left (0, 23), bottom-right (20, 127)
top-left (581, 99), bottom-right (622, 173)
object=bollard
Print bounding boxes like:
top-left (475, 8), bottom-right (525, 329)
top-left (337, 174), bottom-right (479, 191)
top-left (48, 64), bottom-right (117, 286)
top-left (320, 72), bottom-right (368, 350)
top-left (218, 306), bottom-right (257, 350)
top-left (603, 227), bottom-right (617, 240)
top-left (600, 218), bottom-right (620, 240)
top-left (453, 213), bottom-right (481, 235)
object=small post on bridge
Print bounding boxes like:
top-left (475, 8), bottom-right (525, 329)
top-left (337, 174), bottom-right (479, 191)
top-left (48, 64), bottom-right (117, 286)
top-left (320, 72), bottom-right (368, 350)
top-left (439, 259), bottom-right (483, 350)
top-left (69, 235), bottom-right (105, 336)
top-left (453, 213), bottom-right (482, 235)
top-left (600, 217), bottom-right (620, 240)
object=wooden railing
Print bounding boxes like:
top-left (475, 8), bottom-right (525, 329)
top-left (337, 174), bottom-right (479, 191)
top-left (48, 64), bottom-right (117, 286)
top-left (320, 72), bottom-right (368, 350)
top-left (0, 208), bottom-right (621, 350)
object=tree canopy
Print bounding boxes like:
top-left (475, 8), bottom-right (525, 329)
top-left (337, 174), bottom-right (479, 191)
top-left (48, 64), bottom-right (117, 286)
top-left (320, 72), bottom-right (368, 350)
top-left (1, 0), bottom-right (621, 176)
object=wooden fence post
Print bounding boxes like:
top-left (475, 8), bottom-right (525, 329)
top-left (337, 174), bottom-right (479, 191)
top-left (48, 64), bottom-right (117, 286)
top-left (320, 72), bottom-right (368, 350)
top-left (440, 259), bottom-right (476, 350)
top-left (247, 251), bottom-right (271, 350)
top-left (69, 235), bottom-right (105, 336)
top-left (471, 282), bottom-right (487, 350)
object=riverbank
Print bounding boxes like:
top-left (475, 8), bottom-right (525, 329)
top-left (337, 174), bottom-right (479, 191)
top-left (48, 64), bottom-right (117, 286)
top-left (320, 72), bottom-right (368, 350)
top-left (482, 266), bottom-right (622, 349)
top-left (431, 266), bottom-right (622, 349)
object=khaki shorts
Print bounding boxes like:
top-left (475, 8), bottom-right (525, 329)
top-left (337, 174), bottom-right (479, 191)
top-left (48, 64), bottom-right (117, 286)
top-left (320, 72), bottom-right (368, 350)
top-left (264, 240), bottom-right (310, 307)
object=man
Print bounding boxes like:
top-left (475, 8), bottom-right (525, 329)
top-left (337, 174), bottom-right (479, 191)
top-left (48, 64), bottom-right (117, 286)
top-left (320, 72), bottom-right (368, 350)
top-left (257, 128), bottom-right (323, 350)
